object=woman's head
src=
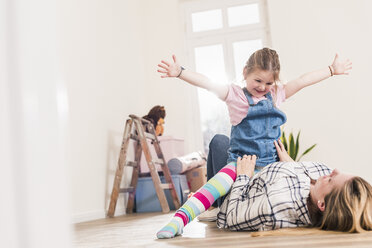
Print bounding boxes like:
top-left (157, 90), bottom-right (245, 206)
top-left (311, 169), bottom-right (354, 211)
top-left (308, 175), bottom-right (372, 233)
top-left (243, 47), bottom-right (280, 98)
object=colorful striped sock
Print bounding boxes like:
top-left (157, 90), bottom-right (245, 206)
top-left (156, 216), bottom-right (184, 239)
top-left (156, 162), bottom-right (236, 239)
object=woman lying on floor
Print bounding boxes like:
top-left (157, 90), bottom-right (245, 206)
top-left (157, 137), bottom-right (372, 238)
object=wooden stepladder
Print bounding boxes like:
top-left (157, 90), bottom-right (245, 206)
top-left (107, 114), bottom-right (181, 217)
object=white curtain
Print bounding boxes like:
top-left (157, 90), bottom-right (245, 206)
top-left (0, 0), bottom-right (72, 247)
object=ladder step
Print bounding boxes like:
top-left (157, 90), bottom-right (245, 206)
top-left (126, 161), bottom-right (137, 167)
top-left (129, 114), bottom-right (152, 125)
top-left (160, 183), bottom-right (173, 190)
top-left (130, 132), bottom-right (155, 141)
top-left (153, 158), bottom-right (164, 165)
top-left (120, 187), bottom-right (135, 193)
top-left (144, 132), bottom-right (155, 140)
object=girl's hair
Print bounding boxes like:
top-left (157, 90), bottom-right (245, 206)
top-left (243, 47), bottom-right (281, 82)
top-left (308, 177), bottom-right (372, 233)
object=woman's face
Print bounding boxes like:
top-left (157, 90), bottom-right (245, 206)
top-left (244, 69), bottom-right (274, 98)
top-left (311, 169), bottom-right (354, 208)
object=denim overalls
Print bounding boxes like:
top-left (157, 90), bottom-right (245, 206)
top-left (227, 87), bottom-right (287, 169)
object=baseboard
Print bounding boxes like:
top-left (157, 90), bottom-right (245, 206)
top-left (72, 208), bottom-right (126, 224)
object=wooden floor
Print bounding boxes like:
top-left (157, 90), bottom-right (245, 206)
top-left (74, 212), bottom-right (372, 248)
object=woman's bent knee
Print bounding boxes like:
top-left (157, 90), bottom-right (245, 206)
top-left (209, 134), bottom-right (229, 150)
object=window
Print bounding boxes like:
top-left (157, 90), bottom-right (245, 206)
top-left (191, 9), bottom-right (223, 32)
top-left (182, 0), bottom-right (270, 153)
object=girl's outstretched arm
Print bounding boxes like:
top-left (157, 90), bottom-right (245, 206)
top-left (157, 55), bottom-right (229, 100)
top-left (284, 54), bottom-right (352, 99)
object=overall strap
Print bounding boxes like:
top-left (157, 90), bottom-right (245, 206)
top-left (265, 91), bottom-right (276, 108)
top-left (242, 87), bottom-right (255, 106)
top-left (265, 91), bottom-right (273, 101)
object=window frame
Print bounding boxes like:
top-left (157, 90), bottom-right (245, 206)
top-left (182, 0), bottom-right (271, 82)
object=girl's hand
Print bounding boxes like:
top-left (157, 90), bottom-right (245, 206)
top-left (236, 155), bottom-right (256, 177)
top-left (157, 55), bottom-right (183, 78)
top-left (331, 53), bottom-right (352, 75)
top-left (274, 139), bottom-right (294, 162)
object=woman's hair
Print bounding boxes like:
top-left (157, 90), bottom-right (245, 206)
top-left (308, 176), bottom-right (372, 233)
top-left (243, 47), bottom-right (281, 82)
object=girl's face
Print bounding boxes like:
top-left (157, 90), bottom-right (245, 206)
top-left (244, 69), bottom-right (275, 98)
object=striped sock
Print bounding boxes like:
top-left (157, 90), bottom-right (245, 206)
top-left (156, 162), bottom-right (236, 239)
top-left (156, 216), bottom-right (184, 239)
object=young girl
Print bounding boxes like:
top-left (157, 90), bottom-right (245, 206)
top-left (155, 48), bottom-right (352, 238)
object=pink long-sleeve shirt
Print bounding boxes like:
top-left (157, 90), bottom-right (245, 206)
top-left (224, 84), bottom-right (286, 126)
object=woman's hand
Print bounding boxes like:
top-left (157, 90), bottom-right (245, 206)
top-left (157, 55), bottom-right (183, 78)
top-left (331, 53), bottom-right (352, 75)
top-left (236, 155), bottom-right (256, 178)
top-left (274, 139), bottom-right (294, 162)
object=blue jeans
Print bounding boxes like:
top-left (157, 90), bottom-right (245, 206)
top-left (206, 134), bottom-right (230, 208)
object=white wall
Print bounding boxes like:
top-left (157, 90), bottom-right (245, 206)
top-left (60, 0), bottom-right (202, 222)
top-left (141, 1), bottom-right (203, 154)
top-left (267, 0), bottom-right (372, 181)
top-left (60, 0), bottom-right (148, 222)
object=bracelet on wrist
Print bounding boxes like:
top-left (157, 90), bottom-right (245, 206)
top-left (328, 65), bottom-right (334, 76)
top-left (177, 66), bottom-right (185, 77)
